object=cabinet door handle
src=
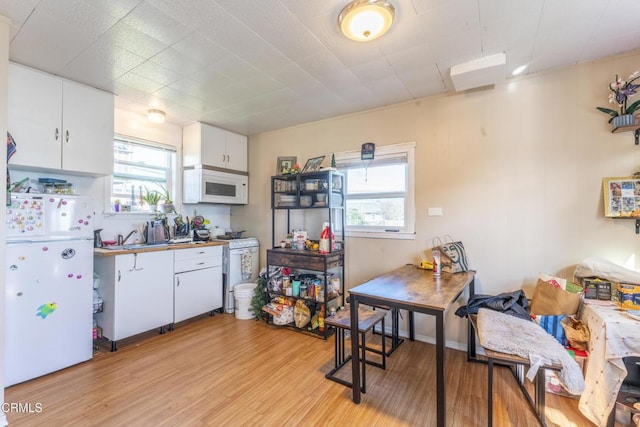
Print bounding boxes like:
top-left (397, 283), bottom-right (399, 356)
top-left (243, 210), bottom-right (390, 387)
top-left (196, 261), bottom-right (205, 265)
top-left (65, 130), bottom-right (70, 144)
top-left (55, 128), bottom-right (59, 141)
top-left (118, 270), bottom-right (121, 282)
top-left (129, 253), bottom-right (144, 271)
top-left (176, 277), bottom-right (180, 287)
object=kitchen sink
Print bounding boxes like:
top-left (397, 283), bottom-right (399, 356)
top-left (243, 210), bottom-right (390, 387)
top-left (102, 243), bottom-right (169, 251)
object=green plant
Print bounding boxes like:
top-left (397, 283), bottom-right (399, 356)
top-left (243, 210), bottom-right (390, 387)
top-left (250, 276), bottom-right (268, 321)
top-left (155, 182), bottom-right (172, 203)
top-left (142, 188), bottom-right (161, 206)
top-left (597, 71), bottom-right (640, 122)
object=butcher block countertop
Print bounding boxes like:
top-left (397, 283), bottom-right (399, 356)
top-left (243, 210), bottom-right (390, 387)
top-left (94, 240), bottom-right (227, 256)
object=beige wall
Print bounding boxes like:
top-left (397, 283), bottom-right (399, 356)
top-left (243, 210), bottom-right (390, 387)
top-left (236, 49), bottom-right (640, 349)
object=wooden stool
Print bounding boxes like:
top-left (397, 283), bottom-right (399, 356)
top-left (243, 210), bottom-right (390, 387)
top-left (325, 307), bottom-right (388, 393)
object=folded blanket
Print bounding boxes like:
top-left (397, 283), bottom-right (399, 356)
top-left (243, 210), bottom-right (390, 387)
top-left (574, 256), bottom-right (640, 285)
top-left (477, 308), bottom-right (585, 395)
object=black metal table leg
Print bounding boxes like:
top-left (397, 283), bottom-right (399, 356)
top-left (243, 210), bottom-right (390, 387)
top-left (436, 311), bottom-right (445, 427)
top-left (467, 278), bottom-right (477, 361)
top-left (409, 310), bottom-right (415, 341)
top-left (488, 358), bottom-right (494, 427)
top-left (350, 294), bottom-right (361, 404)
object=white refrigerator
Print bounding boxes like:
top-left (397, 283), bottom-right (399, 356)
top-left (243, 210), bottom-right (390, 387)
top-left (5, 194), bottom-right (94, 387)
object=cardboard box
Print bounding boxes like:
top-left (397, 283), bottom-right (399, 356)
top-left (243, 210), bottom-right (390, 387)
top-left (583, 278), bottom-right (613, 300)
top-left (618, 283), bottom-right (640, 310)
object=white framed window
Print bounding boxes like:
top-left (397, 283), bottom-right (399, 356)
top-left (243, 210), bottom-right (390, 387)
top-left (110, 135), bottom-right (177, 213)
top-left (335, 141), bottom-right (415, 239)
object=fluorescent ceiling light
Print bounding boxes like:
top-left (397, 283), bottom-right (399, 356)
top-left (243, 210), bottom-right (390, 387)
top-left (339, 0), bottom-right (395, 42)
top-left (147, 109), bottom-right (166, 124)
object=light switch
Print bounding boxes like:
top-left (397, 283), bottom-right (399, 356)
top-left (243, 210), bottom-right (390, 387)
top-left (428, 207), bottom-right (443, 216)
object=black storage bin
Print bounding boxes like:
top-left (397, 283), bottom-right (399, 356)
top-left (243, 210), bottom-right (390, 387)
top-left (623, 357), bottom-right (640, 387)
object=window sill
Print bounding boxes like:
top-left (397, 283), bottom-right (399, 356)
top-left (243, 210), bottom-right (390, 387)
top-left (345, 230), bottom-right (415, 240)
top-left (103, 211), bottom-right (156, 218)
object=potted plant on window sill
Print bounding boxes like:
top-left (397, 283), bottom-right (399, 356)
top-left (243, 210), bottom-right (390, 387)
top-left (597, 71), bottom-right (640, 129)
top-left (155, 183), bottom-right (175, 213)
top-left (142, 188), bottom-right (161, 211)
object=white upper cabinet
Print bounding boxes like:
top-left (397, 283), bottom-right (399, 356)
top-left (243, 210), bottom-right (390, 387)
top-left (183, 122), bottom-right (247, 173)
top-left (8, 63), bottom-right (114, 176)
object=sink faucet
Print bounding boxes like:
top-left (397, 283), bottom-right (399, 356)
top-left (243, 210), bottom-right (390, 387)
top-left (117, 230), bottom-right (138, 246)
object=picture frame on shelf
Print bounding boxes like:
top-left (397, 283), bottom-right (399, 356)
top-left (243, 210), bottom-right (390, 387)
top-left (276, 156), bottom-right (297, 175)
top-left (602, 176), bottom-right (640, 217)
top-left (301, 155), bottom-right (325, 173)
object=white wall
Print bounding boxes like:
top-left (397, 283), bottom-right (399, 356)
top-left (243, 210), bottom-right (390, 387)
top-left (238, 49), bottom-right (640, 349)
top-left (0, 14), bottom-right (9, 427)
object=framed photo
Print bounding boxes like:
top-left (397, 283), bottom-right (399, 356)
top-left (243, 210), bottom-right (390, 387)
top-left (602, 176), bottom-right (640, 217)
top-left (276, 156), bottom-right (296, 175)
top-left (301, 155), bottom-right (325, 173)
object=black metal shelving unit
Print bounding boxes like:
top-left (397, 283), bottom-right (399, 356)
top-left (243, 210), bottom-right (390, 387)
top-left (266, 170), bottom-right (346, 339)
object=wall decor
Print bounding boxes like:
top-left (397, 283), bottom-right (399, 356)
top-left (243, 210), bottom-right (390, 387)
top-left (602, 176), bottom-right (640, 218)
top-left (301, 155), bottom-right (325, 173)
top-left (276, 156), bottom-right (297, 175)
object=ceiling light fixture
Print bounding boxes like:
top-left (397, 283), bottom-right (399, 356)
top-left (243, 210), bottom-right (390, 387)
top-left (147, 109), bottom-right (166, 124)
top-left (338, 0), bottom-right (395, 42)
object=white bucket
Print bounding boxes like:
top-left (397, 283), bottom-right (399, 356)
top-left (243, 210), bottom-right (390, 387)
top-left (234, 282), bottom-right (256, 320)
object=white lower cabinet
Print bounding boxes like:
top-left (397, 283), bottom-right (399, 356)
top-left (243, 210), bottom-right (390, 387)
top-left (95, 251), bottom-right (174, 350)
top-left (174, 246), bottom-right (223, 323)
top-left (94, 245), bottom-right (225, 350)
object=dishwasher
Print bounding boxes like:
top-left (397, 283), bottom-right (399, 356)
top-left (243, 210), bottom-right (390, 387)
top-left (221, 237), bottom-right (260, 313)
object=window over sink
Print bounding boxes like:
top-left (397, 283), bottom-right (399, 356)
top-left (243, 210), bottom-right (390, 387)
top-left (110, 135), bottom-right (176, 213)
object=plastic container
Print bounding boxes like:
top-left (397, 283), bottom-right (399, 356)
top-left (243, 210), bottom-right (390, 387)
top-left (433, 249), bottom-right (441, 276)
top-left (234, 283), bottom-right (256, 320)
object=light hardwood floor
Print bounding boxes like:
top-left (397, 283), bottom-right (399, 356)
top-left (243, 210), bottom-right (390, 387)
top-left (4, 314), bottom-right (601, 426)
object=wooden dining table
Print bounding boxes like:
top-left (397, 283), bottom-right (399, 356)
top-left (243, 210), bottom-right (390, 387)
top-left (348, 264), bottom-right (476, 427)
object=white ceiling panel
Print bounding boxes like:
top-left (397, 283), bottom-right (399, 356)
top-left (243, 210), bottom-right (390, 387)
top-left (10, 11), bottom-right (97, 72)
top-left (100, 20), bottom-right (169, 59)
top-left (3, 0), bottom-right (639, 135)
top-left (120, 2), bottom-right (192, 46)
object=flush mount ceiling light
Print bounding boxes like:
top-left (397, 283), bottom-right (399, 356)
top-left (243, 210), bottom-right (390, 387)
top-left (338, 0), bottom-right (395, 42)
top-left (147, 109), bottom-right (166, 124)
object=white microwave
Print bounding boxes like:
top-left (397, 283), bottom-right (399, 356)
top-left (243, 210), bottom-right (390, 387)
top-left (183, 167), bottom-right (248, 205)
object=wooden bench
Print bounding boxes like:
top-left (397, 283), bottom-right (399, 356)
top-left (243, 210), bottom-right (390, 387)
top-left (469, 314), bottom-right (562, 427)
top-left (325, 307), bottom-right (388, 393)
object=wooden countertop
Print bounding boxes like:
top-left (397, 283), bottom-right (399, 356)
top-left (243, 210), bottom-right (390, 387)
top-left (94, 240), bottom-right (227, 256)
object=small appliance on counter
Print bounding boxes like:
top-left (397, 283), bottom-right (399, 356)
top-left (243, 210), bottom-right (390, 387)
top-left (143, 219), bottom-right (170, 244)
top-left (193, 228), bottom-right (210, 241)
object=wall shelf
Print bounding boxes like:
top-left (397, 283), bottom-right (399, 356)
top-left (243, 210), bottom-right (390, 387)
top-left (611, 124), bottom-right (640, 145)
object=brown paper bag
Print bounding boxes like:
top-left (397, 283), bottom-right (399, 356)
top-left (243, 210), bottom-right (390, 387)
top-left (530, 279), bottom-right (582, 315)
top-left (560, 316), bottom-right (590, 350)
top-left (294, 300), bottom-right (310, 328)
